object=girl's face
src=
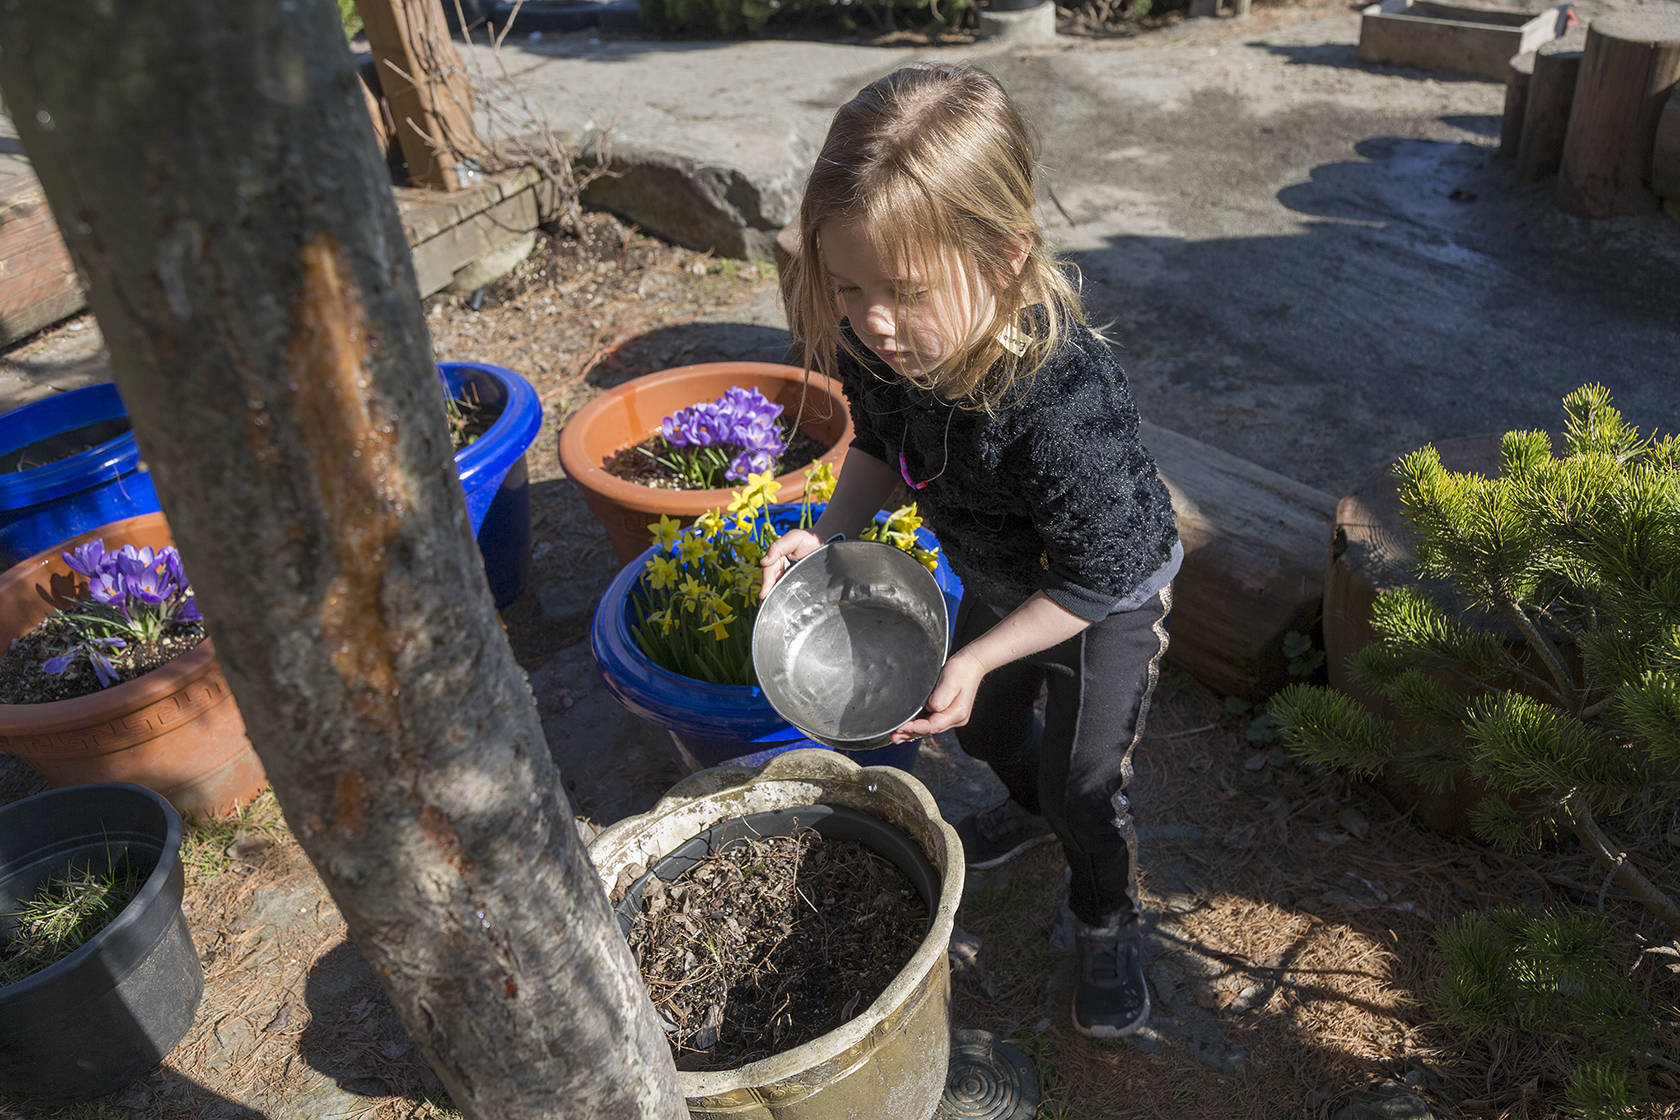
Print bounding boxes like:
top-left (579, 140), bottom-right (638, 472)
top-left (818, 219), bottom-right (991, 379)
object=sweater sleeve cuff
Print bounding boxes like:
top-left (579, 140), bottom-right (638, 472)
top-left (1042, 579), bottom-right (1119, 623)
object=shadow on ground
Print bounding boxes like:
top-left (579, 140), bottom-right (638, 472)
top-left (1069, 133), bottom-right (1680, 494)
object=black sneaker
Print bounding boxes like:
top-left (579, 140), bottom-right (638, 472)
top-left (1072, 919), bottom-right (1151, 1038)
top-left (954, 800), bottom-right (1057, 870)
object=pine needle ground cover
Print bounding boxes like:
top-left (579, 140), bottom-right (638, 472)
top-left (1271, 384), bottom-right (1680, 1117)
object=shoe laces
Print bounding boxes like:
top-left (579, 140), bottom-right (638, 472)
top-left (975, 801), bottom-right (1024, 842)
top-left (1078, 925), bottom-right (1127, 983)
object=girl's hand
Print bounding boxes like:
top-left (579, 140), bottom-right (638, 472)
top-left (892, 651), bottom-right (986, 742)
top-left (759, 529), bottom-right (822, 600)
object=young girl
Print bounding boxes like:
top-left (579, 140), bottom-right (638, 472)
top-left (760, 63), bottom-right (1182, 1039)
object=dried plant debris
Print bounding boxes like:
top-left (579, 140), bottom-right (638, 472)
top-left (622, 829), bottom-right (929, 1071)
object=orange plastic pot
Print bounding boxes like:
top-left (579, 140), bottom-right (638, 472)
top-left (0, 513), bottom-right (267, 817)
top-left (558, 362), bottom-right (853, 564)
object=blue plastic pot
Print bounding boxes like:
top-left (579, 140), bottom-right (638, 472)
top-left (440, 361), bottom-right (543, 609)
top-left (590, 503), bottom-right (964, 774)
top-left (0, 383), bottom-right (160, 567)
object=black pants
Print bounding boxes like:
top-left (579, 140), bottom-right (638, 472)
top-left (953, 586), bottom-right (1172, 928)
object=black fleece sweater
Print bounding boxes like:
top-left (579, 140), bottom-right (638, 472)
top-left (833, 320), bottom-right (1180, 621)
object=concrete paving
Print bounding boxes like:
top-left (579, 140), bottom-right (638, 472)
top-left (464, 0), bottom-right (1679, 495)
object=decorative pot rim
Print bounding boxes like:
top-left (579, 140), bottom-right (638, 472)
top-left (0, 781), bottom-right (184, 1004)
top-left (588, 748), bottom-right (963, 1101)
top-left (0, 513), bottom-right (222, 731)
top-left (557, 361), bottom-right (850, 516)
top-left (440, 360), bottom-right (544, 491)
top-left (0, 383), bottom-right (142, 510)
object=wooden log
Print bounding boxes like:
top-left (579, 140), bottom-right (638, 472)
top-left (1141, 422), bottom-right (1337, 702)
top-left (1517, 33), bottom-right (1585, 180)
top-left (1555, 10), bottom-right (1680, 218)
top-left (355, 0), bottom-right (485, 192)
top-left (1653, 88), bottom-right (1680, 201)
top-left (1324, 435), bottom-right (1527, 835)
top-left (1500, 50), bottom-right (1536, 159)
top-left (354, 53), bottom-right (398, 168)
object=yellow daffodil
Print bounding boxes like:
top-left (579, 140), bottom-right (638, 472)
top-left (644, 554), bottom-right (681, 590)
top-left (649, 514), bottom-right (683, 551)
top-left (677, 534), bottom-right (711, 565)
top-left (912, 546), bottom-right (939, 574)
top-left (804, 460), bottom-right (837, 502)
top-left (732, 508), bottom-right (758, 535)
top-left (728, 470), bottom-right (782, 513)
top-left (695, 510), bottom-right (727, 538)
top-left (698, 609), bottom-right (735, 641)
top-left (677, 575), bottom-right (705, 611)
top-left (885, 502), bottom-right (923, 535)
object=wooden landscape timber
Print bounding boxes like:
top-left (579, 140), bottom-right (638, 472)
top-left (0, 181), bottom-right (81, 347)
top-left (1357, 0), bottom-right (1565, 82)
top-left (1141, 422), bottom-right (1336, 702)
top-left (1652, 88), bottom-right (1680, 208)
top-left (1555, 9), bottom-right (1680, 217)
top-left (354, 0), bottom-right (485, 192)
top-left (1516, 32), bottom-right (1586, 180)
top-left (1500, 50), bottom-right (1536, 159)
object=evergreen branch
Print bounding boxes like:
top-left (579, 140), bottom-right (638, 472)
top-left (1579, 695), bottom-right (1615, 721)
top-left (1497, 599), bottom-right (1578, 710)
top-left (1560, 792), bottom-right (1680, 938)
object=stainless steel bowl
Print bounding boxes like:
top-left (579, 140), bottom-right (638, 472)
top-left (752, 540), bottom-right (949, 751)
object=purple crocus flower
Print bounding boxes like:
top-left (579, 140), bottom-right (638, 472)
top-left (42, 653), bottom-right (73, 676)
top-left (63, 540), bottom-right (108, 579)
top-left (179, 596), bottom-right (202, 622)
top-left (89, 648), bottom-right (120, 688)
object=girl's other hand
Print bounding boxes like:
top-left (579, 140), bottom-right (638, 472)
top-left (759, 529), bottom-right (822, 600)
top-left (892, 650), bottom-right (985, 742)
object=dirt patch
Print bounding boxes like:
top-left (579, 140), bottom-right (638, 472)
top-left (0, 615), bottom-right (207, 705)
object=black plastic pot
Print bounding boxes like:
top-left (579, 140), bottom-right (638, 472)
top-left (0, 783), bottom-right (203, 1104)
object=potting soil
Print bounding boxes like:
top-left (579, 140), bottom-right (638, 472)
top-left (620, 829), bottom-right (928, 1071)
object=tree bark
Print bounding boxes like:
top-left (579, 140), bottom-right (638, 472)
top-left (0, 4), bottom-right (685, 1118)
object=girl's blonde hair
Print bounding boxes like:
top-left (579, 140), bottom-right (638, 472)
top-left (785, 63), bottom-right (1089, 411)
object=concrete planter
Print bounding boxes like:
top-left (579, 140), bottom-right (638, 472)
top-left (588, 749), bottom-right (962, 1120)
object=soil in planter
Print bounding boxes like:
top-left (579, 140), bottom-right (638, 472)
top-left (446, 384), bottom-right (497, 452)
top-left (620, 828), bottom-right (929, 1071)
top-left (1, 418), bottom-right (132, 474)
top-left (0, 614), bottom-right (208, 705)
top-left (0, 856), bottom-right (146, 985)
top-left (605, 429), bottom-right (827, 491)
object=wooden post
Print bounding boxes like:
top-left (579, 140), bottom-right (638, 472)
top-left (1555, 10), bottom-right (1680, 218)
top-left (1500, 50), bottom-right (1536, 159)
top-left (1653, 88), bottom-right (1680, 203)
top-left (355, 0), bottom-right (485, 191)
top-left (1517, 33), bottom-right (1585, 180)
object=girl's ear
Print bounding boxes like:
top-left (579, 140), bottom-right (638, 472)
top-left (1006, 231), bottom-right (1033, 276)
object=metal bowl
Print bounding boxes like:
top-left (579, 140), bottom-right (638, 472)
top-left (752, 540), bottom-right (949, 751)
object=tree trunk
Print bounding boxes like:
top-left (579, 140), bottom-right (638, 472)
top-left (1554, 10), bottom-right (1680, 217)
top-left (0, 4), bottom-right (685, 1119)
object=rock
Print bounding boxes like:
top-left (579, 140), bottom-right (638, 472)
top-left (1338, 806), bottom-right (1371, 840)
top-left (580, 137), bottom-right (801, 261)
top-left (1331, 1081), bottom-right (1438, 1120)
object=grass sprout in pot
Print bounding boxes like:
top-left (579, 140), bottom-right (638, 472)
top-left (0, 782), bottom-right (202, 1104)
top-left (753, 540), bottom-right (949, 752)
top-left (588, 748), bottom-right (963, 1120)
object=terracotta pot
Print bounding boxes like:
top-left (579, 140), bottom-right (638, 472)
top-left (0, 513), bottom-right (268, 817)
top-left (558, 362), bottom-right (853, 564)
